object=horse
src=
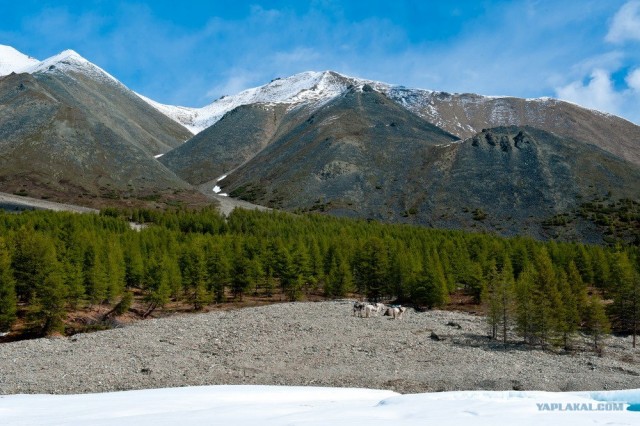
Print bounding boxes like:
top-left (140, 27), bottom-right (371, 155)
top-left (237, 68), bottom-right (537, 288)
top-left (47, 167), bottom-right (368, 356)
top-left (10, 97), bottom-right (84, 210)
top-left (353, 301), bottom-right (366, 317)
top-left (384, 306), bottom-right (407, 319)
top-left (363, 304), bottom-right (378, 318)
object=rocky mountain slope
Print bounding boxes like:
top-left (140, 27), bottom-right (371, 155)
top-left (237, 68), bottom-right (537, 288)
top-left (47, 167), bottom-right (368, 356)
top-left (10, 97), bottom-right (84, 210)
top-left (387, 90), bottom-right (640, 167)
top-left (0, 48), bottom-right (197, 203)
top-left (160, 82), bottom-right (640, 242)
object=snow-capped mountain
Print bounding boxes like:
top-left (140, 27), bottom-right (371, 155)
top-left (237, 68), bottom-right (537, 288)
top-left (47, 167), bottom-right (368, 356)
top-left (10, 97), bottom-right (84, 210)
top-left (0, 45), bottom-right (39, 75)
top-left (139, 70), bottom-right (390, 134)
top-left (0, 46), bottom-right (117, 83)
top-left (140, 66), bottom-right (640, 166)
top-left (22, 49), bottom-right (123, 86)
top-left (0, 46), bottom-right (195, 204)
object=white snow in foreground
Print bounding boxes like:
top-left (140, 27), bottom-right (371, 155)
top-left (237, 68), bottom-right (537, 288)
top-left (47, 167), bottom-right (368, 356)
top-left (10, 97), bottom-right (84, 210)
top-left (0, 386), bottom-right (638, 426)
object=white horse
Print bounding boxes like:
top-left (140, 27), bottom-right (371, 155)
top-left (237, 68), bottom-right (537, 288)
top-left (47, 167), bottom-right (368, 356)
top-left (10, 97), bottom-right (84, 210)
top-left (384, 306), bottom-right (407, 319)
top-left (363, 304), bottom-right (378, 318)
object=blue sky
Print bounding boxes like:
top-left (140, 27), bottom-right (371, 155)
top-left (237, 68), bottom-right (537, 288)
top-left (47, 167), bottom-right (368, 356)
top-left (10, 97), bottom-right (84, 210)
top-left (2, 1), bottom-right (640, 124)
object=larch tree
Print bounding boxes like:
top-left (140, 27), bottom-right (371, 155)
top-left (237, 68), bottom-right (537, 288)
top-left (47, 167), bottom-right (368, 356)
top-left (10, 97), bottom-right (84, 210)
top-left (0, 238), bottom-right (17, 331)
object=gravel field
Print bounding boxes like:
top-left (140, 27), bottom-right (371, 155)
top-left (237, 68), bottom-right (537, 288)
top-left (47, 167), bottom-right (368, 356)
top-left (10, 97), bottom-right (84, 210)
top-left (1, 301), bottom-right (639, 395)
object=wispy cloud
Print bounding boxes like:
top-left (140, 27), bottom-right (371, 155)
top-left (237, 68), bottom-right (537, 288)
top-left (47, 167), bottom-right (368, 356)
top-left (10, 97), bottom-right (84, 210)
top-left (206, 69), bottom-right (262, 99)
top-left (606, 0), bottom-right (640, 43)
top-left (627, 68), bottom-right (640, 90)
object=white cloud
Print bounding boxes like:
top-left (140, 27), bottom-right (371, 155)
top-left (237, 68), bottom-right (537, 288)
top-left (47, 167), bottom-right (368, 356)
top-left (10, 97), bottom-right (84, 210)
top-left (626, 68), bottom-right (640, 90)
top-left (606, 1), bottom-right (640, 43)
top-left (556, 69), bottom-right (621, 113)
top-left (555, 68), bottom-right (640, 123)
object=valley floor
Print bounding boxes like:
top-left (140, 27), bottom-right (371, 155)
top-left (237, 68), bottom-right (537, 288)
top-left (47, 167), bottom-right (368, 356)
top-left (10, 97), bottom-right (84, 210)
top-left (0, 301), bottom-right (638, 395)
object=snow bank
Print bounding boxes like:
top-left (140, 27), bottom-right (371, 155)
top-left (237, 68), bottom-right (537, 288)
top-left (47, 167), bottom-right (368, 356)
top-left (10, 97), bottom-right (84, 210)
top-left (0, 386), bottom-right (637, 425)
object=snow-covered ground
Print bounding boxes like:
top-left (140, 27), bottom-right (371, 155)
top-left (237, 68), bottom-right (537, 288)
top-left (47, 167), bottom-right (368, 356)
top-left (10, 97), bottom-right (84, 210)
top-left (0, 386), bottom-right (637, 425)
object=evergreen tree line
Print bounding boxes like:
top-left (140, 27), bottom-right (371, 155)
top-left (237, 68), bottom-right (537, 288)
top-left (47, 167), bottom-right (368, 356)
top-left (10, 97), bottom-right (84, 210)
top-left (0, 207), bottom-right (638, 346)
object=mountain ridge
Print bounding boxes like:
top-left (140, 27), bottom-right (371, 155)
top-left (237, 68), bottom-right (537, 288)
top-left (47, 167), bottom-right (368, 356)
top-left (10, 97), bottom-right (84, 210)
top-left (135, 65), bottom-right (640, 167)
top-left (1, 45), bottom-right (639, 243)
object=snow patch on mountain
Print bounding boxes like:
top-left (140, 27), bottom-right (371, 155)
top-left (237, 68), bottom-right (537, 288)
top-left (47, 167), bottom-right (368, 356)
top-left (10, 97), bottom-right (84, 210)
top-left (136, 93), bottom-right (200, 134)
top-left (0, 45), bottom-right (39, 76)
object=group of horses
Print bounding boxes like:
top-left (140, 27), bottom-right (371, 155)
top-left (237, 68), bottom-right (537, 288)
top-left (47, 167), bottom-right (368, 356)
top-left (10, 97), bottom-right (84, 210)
top-left (352, 301), bottom-right (407, 319)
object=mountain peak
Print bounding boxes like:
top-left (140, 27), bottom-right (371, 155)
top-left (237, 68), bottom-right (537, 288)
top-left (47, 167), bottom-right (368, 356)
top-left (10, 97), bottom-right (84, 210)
top-left (0, 45), bottom-right (39, 76)
top-left (26, 49), bottom-right (89, 72)
top-left (24, 48), bottom-right (120, 86)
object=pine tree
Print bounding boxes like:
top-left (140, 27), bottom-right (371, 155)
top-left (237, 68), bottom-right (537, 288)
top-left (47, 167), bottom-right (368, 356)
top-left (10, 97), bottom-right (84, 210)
top-left (585, 295), bottom-right (611, 353)
top-left (514, 265), bottom-right (535, 345)
top-left (11, 231), bottom-right (67, 334)
top-left (30, 238), bottom-right (67, 334)
top-left (324, 248), bottom-right (353, 298)
top-left (0, 238), bottom-right (17, 331)
top-left (104, 239), bottom-right (126, 302)
top-left (206, 244), bottom-right (230, 303)
top-left (292, 239), bottom-right (312, 294)
top-left (35, 262), bottom-right (67, 334)
top-left (180, 243), bottom-right (210, 309)
top-left (143, 253), bottom-right (171, 316)
top-left (566, 261), bottom-right (588, 317)
top-left (83, 243), bottom-right (108, 305)
top-left (482, 257), bottom-right (515, 342)
top-left (529, 249), bottom-right (563, 349)
top-left (124, 237), bottom-right (145, 289)
top-left (164, 252), bottom-right (183, 298)
top-left (59, 232), bottom-right (86, 309)
top-left (591, 249), bottom-right (611, 296)
top-left (354, 237), bottom-right (389, 301)
top-left (11, 229), bottom-right (44, 303)
top-left (413, 251), bottom-right (449, 309)
top-left (610, 252), bottom-right (640, 347)
top-left (498, 258), bottom-right (516, 343)
top-left (556, 270), bottom-right (580, 350)
top-left (231, 244), bottom-right (251, 301)
top-left (482, 260), bottom-right (501, 340)
top-left (62, 255), bottom-right (85, 309)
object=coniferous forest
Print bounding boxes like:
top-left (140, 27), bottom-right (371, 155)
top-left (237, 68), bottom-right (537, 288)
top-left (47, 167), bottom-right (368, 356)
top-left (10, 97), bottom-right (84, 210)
top-left (0, 207), bottom-right (638, 351)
